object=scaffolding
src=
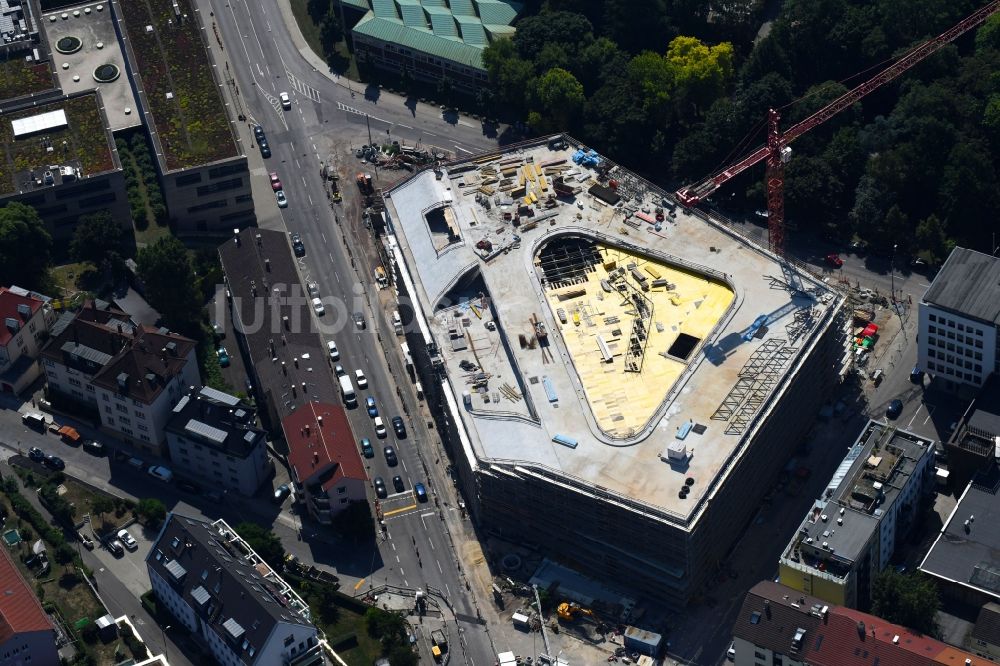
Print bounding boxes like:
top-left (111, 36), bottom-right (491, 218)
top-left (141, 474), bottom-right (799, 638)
top-left (536, 239), bottom-right (603, 290)
top-left (608, 267), bottom-right (654, 373)
top-left (712, 338), bottom-right (796, 434)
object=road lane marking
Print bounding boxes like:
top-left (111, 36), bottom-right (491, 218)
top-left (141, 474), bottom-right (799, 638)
top-left (391, 541), bottom-right (395, 551)
top-left (454, 144), bottom-right (472, 154)
top-left (354, 578), bottom-right (365, 590)
top-left (321, 232), bottom-right (327, 244)
top-left (445, 583), bottom-right (451, 597)
top-left (428, 538), bottom-right (435, 551)
top-left (437, 559), bottom-right (443, 574)
top-left (398, 123), bottom-right (413, 129)
top-left (395, 555), bottom-right (400, 563)
top-left (308, 194), bottom-right (313, 206)
top-left (382, 503), bottom-right (417, 517)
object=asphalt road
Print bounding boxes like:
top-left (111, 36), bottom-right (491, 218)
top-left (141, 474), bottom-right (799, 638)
top-left (193, 0), bottom-right (500, 663)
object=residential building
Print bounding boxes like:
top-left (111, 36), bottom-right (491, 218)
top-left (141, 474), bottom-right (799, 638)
top-left (0, 545), bottom-right (60, 666)
top-left (731, 580), bottom-right (989, 666)
top-left (944, 377), bottom-right (1000, 490)
top-left (111, 0), bottom-right (255, 235)
top-left (285, 402), bottom-right (367, 525)
top-left (0, 92), bottom-right (130, 240)
top-left (40, 302), bottom-right (199, 454)
top-left (920, 466), bottom-right (1000, 608)
top-left (918, 247), bottom-right (1000, 391)
top-left (146, 515), bottom-right (323, 666)
top-left (969, 602), bottom-right (1000, 661)
top-left (218, 229), bottom-right (339, 434)
top-left (0, 286), bottom-right (56, 393)
top-left (165, 386), bottom-right (272, 497)
top-left (779, 421), bottom-right (935, 609)
top-left (345, 0), bottom-right (519, 93)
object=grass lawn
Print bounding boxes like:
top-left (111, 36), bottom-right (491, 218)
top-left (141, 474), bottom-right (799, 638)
top-left (318, 604), bottom-right (383, 666)
top-left (50, 261), bottom-right (95, 296)
top-left (289, 0), bottom-right (359, 80)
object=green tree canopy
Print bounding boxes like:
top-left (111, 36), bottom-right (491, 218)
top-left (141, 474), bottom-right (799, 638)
top-left (70, 211), bottom-right (127, 265)
top-left (137, 236), bottom-right (201, 333)
top-left (871, 569), bottom-right (940, 637)
top-left (234, 522), bottom-right (285, 572)
top-left (136, 498), bottom-right (167, 528)
top-left (0, 202), bottom-right (52, 291)
top-left (533, 67), bottom-right (585, 130)
top-left (512, 10), bottom-right (594, 61)
top-left (665, 36), bottom-right (734, 117)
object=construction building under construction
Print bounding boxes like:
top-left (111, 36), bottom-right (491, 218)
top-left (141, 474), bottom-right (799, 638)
top-left (381, 136), bottom-right (847, 608)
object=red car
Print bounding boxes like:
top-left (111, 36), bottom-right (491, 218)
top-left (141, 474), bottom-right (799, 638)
top-left (269, 172), bottom-right (282, 191)
top-left (825, 253), bottom-right (844, 268)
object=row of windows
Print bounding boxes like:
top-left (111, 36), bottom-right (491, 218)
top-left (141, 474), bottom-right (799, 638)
top-left (927, 325), bottom-right (985, 347)
top-left (188, 199), bottom-right (227, 213)
top-left (926, 336), bottom-right (984, 352)
top-left (928, 313), bottom-right (985, 335)
top-left (926, 361), bottom-right (981, 384)
top-left (196, 177), bottom-right (243, 197)
top-left (926, 349), bottom-right (982, 372)
top-left (208, 163), bottom-right (248, 180)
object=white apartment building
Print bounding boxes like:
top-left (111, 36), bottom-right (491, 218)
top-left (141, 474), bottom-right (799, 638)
top-left (40, 302), bottom-right (199, 455)
top-left (165, 386), bottom-right (271, 496)
top-left (918, 247), bottom-right (1000, 390)
top-left (0, 286), bottom-right (56, 394)
top-left (146, 515), bottom-right (323, 666)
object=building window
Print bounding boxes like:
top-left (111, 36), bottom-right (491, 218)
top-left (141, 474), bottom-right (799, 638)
top-left (68, 377), bottom-right (81, 387)
top-left (755, 652), bottom-right (766, 660)
top-left (103, 393), bottom-right (109, 401)
top-left (929, 313), bottom-right (937, 322)
top-left (337, 486), bottom-right (346, 494)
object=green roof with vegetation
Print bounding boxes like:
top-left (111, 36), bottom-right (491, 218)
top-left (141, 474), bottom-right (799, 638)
top-left (0, 93), bottom-right (115, 196)
top-left (352, 0), bottom-right (520, 69)
top-left (0, 58), bottom-right (55, 101)
top-left (118, 0), bottom-right (237, 171)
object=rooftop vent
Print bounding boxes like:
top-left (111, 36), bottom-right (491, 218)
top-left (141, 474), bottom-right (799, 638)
top-left (892, 635), bottom-right (899, 644)
top-left (16, 303), bottom-right (31, 318)
top-left (165, 341), bottom-right (177, 355)
top-left (4, 317), bottom-right (19, 333)
top-left (145, 372), bottom-right (156, 385)
top-left (116, 372), bottom-right (129, 391)
top-left (792, 627), bottom-right (806, 650)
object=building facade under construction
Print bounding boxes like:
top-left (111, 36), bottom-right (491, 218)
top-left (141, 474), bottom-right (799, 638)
top-left (381, 136), bottom-right (848, 608)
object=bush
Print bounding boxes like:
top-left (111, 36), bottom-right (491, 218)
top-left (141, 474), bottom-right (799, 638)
top-left (136, 498), bottom-right (166, 528)
top-left (80, 620), bottom-right (98, 644)
top-left (54, 543), bottom-right (76, 565)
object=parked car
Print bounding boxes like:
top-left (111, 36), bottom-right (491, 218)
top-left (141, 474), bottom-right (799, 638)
top-left (280, 92), bottom-right (291, 109)
top-left (269, 171), bottom-right (282, 191)
top-left (259, 140), bottom-right (271, 159)
top-left (414, 483), bottom-right (428, 502)
top-left (360, 438), bottom-right (374, 458)
top-left (392, 475), bottom-right (405, 493)
top-left (353, 312), bottom-right (366, 329)
top-left (275, 190), bottom-right (288, 208)
top-left (28, 447), bottom-right (45, 462)
top-left (176, 479), bottom-right (201, 494)
top-left (43, 455), bottom-right (65, 471)
top-left (825, 253), bottom-right (844, 268)
top-left (391, 416), bottom-right (406, 439)
top-left (291, 233), bottom-right (305, 257)
top-left (217, 346), bottom-right (230, 367)
top-left (366, 396), bottom-right (378, 417)
top-left (312, 297), bottom-right (325, 316)
top-left (373, 476), bottom-right (388, 499)
top-left (910, 365), bottom-right (924, 383)
top-left (727, 642), bottom-right (736, 661)
top-left (327, 340), bottom-right (339, 361)
top-left (253, 124), bottom-right (266, 141)
top-left (383, 446), bottom-right (398, 466)
top-left (117, 529), bottom-right (138, 551)
top-left (886, 399), bottom-right (904, 419)
top-left (105, 538), bottom-right (124, 557)
top-left (273, 484), bottom-right (291, 503)
top-left (82, 440), bottom-right (105, 456)
top-left (355, 368), bottom-right (368, 389)
top-left (21, 412), bottom-right (46, 430)
top-left (334, 365), bottom-right (345, 377)
top-left (147, 465), bottom-right (173, 483)
top-left (307, 282), bottom-right (320, 299)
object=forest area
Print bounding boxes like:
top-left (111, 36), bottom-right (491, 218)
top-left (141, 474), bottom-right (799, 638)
top-left (481, 0), bottom-right (1000, 264)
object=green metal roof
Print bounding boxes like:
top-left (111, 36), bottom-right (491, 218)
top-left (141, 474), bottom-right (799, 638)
top-left (341, 0), bottom-right (370, 9)
top-left (350, 0), bottom-right (520, 70)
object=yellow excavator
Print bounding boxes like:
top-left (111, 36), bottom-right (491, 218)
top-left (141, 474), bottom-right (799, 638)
top-left (557, 602), bottom-right (596, 622)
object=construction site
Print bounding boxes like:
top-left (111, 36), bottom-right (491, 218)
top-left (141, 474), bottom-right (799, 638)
top-left (381, 136), bottom-right (848, 608)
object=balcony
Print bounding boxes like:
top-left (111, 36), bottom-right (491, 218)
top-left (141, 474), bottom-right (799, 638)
top-left (286, 643), bottom-right (324, 666)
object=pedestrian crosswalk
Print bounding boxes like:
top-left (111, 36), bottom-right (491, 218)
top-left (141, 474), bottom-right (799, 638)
top-left (285, 71), bottom-right (321, 102)
top-left (336, 101), bottom-right (367, 116)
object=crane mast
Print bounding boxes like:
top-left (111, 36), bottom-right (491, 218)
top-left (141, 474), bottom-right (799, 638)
top-left (676, 1), bottom-right (1000, 254)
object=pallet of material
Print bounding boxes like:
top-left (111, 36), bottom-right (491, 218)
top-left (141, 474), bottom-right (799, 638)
top-left (498, 156), bottom-right (523, 167)
top-left (479, 185), bottom-right (495, 195)
top-left (539, 175), bottom-right (548, 191)
top-left (539, 158), bottom-right (567, 168)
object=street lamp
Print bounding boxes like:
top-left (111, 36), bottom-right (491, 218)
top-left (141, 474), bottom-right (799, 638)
top-left (161, 625), bottom-right (171, 661)
top-left (890, 244), bottom-right (897, 306)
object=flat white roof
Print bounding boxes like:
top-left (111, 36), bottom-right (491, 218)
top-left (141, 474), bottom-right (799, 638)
top-left (11, 109), bottom-right (67, 138)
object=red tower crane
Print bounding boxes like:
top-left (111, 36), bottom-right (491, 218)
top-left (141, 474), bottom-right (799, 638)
top-left (676, 1), bottom-right (1000, 255)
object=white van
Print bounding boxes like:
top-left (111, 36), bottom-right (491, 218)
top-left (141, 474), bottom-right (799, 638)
top-left (21, 412), bottom-right (46, 430)
top-left (392, 311), bottom-right (403, 335)
top-left (339, 375), bottom-right (357, 407)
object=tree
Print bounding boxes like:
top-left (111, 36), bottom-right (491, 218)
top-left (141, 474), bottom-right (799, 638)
top-left (234, 522), bottom-right (285, 572)
top-left (319, 9), bottom-right (343, 59)
top-left (91, 497), bottom-right (114, 526)
top-left (664, 36), bottom-right (734, 118)
top-left (871, 569), bottom-right (940, 636)
top-left (136, 498), bottom-right (166, 528)
top-left (915, 214), bottom-right (952, 265)
top-left (0, 202), bottom-right (52, 291)
top-left (137, 236), bottom-right (201, 333)
top-left (70, 211), bottom-right (126, 265)
top-left (512, 11), bottom-right (594, 61)
top-left (533, 68), bottom-right (585, 130)
top-left (976, 13), bottom-right (1000, 53)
